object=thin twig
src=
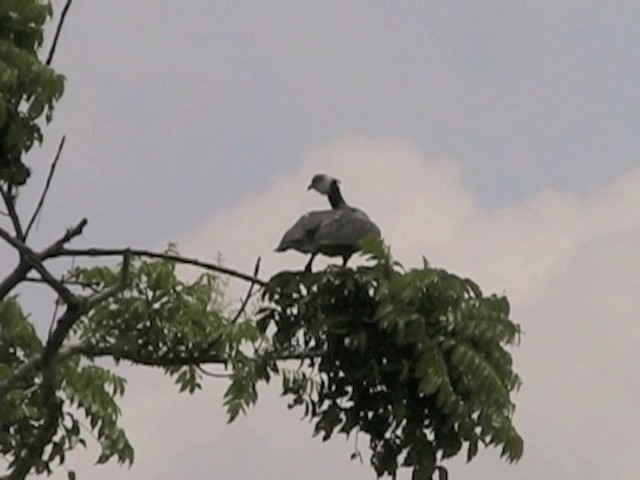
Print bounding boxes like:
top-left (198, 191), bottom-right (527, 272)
top-left (25, 136), bottom-right (66, 239)
top-left (231, 256), bottom-right (261, 323)
top-left (23, 277), bottom-right (102, 292)
top-left (197, 366), bottom-right (232, 378)
top-left (47, 258), bottom-right (74, 338)
top-left (55, 247), bottom-right (267, 286)
top-left (45, 0), bottom-right (73, 66)
top-left (47, 291), bottom-right (61, 341)
top-left (41, 253), bottom-right (130, 366)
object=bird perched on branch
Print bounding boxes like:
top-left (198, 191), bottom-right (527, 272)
top-left (276, 174), bottom-right (381, 272)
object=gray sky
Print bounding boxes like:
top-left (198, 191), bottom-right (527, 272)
top-left (7, 1), bottom-right (639, 479)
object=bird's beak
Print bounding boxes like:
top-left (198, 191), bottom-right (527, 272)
top-left (307, 184), bottom-right (313, 191)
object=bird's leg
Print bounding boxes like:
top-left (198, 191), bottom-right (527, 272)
top-left (304, 253), bottom-right (317, 273)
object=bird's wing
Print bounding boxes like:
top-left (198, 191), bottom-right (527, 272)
top-left (314, 208), bottom-right (380, 247)
top-left (275, 210), bottom-right (335, 252)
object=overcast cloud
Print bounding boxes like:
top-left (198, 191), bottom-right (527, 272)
top-left (6, 1), bottom-right (639, 479)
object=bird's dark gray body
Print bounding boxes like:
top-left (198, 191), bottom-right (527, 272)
top-left (276, 174), bottom-right (381, 271)
top-left (276, 207), bottom-right (380, 254)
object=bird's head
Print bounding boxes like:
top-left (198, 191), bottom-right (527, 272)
top-left (308, 173), bottom-right (339, 195)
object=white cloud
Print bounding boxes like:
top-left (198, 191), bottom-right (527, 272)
top-left (65, 137), bottom-right (640, 479)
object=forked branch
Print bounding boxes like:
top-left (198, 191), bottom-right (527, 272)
top-left (0, 218), bottom-right (87, 300)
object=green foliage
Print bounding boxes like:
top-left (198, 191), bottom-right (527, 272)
top-left (254, 238), bottom-right (523, 479)
top-left (0, 0), bottom-right (65, 185)
top-left (0, 251), bottom-right (260, 475)
top-left (0, 297), bottom-right (43, 455)
top-left (73, 253), bottom-right (226, 358)
top-left (69, 251), bottom-right (260, 395)
top-left (61, 358), bottom-right (132, 466)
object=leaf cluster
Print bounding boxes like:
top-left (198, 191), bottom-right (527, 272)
top-left (256, 238), bottom-right (523, 479)
top-left (0, 0), bottom-right (64, 185)
top-left (0, 298), bottom-right (43, 457)
top-left (70, 252), bottom-right (257, 394)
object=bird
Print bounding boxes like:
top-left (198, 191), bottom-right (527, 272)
top-left (276, 174), bottom-right (381, 272)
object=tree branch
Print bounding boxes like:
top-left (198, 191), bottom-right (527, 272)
top-left (0, 218), bottom-right (87, 301)
top-left (0, 186), bottom-right (24, 241)
top-left (55, 247), bottom-right (267, 286)
top-left (0, 262), bottom-right (30, 302)
top-left (62, 343), bottom-right (323, 367)
top-left (41, 218), bottom-right (88, 257)
top-left (45, 0), bottom-right (73, 66)
top-left (0, 225), bottom-right (79, 307)
top-left (24, 136), bottom-right (66, 239)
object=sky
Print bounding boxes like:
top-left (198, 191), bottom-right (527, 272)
top-left (3, 1), bottom-right (639, 479)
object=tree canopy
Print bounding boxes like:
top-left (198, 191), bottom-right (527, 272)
top-left (0, 2), bottom-right (523, 479)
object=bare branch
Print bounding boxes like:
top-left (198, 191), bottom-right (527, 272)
top-left (45, 0), bottom-right (73, 66)
top-left (23, 276), bottom-right (99, 290)
top-left (0, 262), bottom-right (30, 302)
top-left (24, 136), bottom-right (66, 239)
top-left (41, 218), bottom-right (88, 257)
top-left (231, 256), bottom-right (261, 323)
top-left (0, 186), bottom-right (24, 240)
top-left (55, 247), bottom-right (267, 286)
